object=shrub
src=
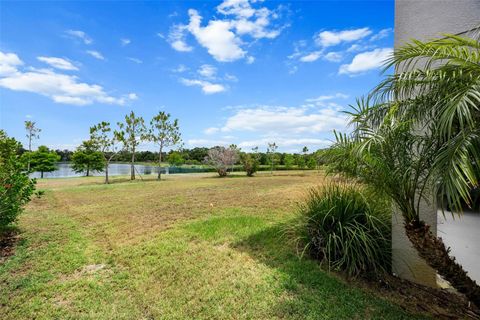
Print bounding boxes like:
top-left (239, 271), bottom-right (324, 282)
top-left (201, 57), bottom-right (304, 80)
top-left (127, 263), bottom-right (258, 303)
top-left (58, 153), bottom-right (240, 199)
top-left (0, 130), bottom-right (36, 228)
top-left (296, 184), bottom-right (391, 277)
top-left (204, 147), bottom-right (238, 177)
top-left (240, 153), bottom-right (259, 177)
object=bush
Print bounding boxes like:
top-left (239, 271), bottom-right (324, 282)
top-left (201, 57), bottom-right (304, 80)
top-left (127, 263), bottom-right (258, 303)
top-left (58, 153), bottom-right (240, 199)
top-left (204, 147), bottom-right (238, 177)
top-left (240, 153), bottom-right (259, 177)
top-left (296, 184), bottom-right (391, 277)
top-left (0, 130), bottom-right (36, 228)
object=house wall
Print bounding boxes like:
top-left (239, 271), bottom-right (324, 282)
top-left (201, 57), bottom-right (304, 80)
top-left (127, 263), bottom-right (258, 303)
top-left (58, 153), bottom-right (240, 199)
top-left (393, 0), bottom-right (480, 287)
top-left (438, 211), bottom-right (480, 283)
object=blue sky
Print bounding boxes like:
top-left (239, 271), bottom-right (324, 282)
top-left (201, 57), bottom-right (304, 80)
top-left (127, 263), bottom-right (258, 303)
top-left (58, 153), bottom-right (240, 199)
top-left (0, 0), bottom-right (394, 153)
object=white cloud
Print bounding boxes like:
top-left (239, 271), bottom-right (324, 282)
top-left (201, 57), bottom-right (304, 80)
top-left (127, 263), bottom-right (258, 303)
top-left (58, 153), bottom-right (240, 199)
top-left (315, 27), bottom-right (372, 47)
top-left (0, 52), bottom-right (23, 76)
top-left (0, 51), bottom-right (136, 106)
top-left (195, 95), bottom-right (350, 150)
top-left (121, 38), bottom-right (131, 46)
top-left (180, 78), bottom-right (226, 94)
top-left (323, 51), bottom-right (343, 62)
top-left (221, 105), bottom-right (347, 134)
top-left (65, 30), bottom-right (92, 45)
top-left (217, 0), bottom-right (256, 18)
top-left (188, 134), bottom-right (332, 150)
top-left (128, 93), bottom-right (138, 100)
top-left (299, 51), bottom-right (322, 62)
top-left (198, 64), bottom-right (217, 78)
top-left (168, 24), bottom-right (194, 52)
top-left (186, 137), bottom-right (331, 150)
top-left (170, 0), bottom-right (285, 62)
top-left (86, 50), bottom-right (105, 60)
top-left (187, 138), bottom-right (232, 147)
top-left (187, 9), bottom-right (245, 62)
top-left (246, 56), bottom-right (255, 64)
top-left (172, 64), bottom-right (188, 73)
top-left (237, 137), bottom-right (331, 149)
top-left (306, 93), bottom-right (348, 104)
top-left (127, 57), bottom-right (143, 64)
top-left (204, 127), bottom-right (220, 135)
top-left (370, 28), bottom-right (392, 41)
top-left (37, 56), bottom-right (78, 71)
top-left (216, 0), bottom-right (283, 39)
top-left (224, 73), bottom-right (238, 82)
top-left (339, 48), bottom-right (392, 75)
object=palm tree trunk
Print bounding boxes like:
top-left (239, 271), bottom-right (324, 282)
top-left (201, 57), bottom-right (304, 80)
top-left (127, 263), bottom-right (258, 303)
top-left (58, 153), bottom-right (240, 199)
top-left (405, 220), bottom-right (480, 308)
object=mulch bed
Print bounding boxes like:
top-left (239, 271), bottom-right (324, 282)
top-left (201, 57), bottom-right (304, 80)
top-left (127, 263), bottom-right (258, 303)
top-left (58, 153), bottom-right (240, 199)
top-left (355, 274), bottom-right (480, 319)
top-left (0, 229), bottom-right (20, 264)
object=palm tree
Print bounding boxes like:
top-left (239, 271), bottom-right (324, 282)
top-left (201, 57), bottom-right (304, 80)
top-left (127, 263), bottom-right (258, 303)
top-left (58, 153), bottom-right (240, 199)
top-left (328, 33), bottom-right (480, 307)
top-left (375, 34), bottom-right (480, 211)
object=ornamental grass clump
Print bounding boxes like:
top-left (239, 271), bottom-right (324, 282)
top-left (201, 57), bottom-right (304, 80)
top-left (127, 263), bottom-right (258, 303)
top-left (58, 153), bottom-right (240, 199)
top-left (297, 184), bottom-right (391, 277)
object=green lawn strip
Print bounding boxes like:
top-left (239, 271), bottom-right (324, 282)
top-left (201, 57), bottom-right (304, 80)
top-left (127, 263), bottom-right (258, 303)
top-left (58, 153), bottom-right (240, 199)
top-left (0, 207), bottom-right (143, 319)
top-left (111, 209), bottom-right (427, 319)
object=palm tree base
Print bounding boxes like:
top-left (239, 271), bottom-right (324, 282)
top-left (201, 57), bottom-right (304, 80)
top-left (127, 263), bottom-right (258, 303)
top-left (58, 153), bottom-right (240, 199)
top-left (405, 220), bottom-right (480, 309)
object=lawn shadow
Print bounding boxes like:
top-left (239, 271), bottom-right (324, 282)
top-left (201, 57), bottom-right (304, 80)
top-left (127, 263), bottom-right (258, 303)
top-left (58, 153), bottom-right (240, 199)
top-left (232, 222), bottom-right (426, 320)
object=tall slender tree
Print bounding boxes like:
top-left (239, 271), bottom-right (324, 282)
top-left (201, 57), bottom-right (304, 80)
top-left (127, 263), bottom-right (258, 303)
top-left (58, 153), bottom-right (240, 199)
top-left (90, 122), bottom-right (119, 184)
top-left (267, 142), bottom-right (278, 174)
top-left (147, 112), bottom-right (181, 180)
top-left (24, 121), bottom-right (41, 171)
top-left (115, 111), bottom-right (146, 180)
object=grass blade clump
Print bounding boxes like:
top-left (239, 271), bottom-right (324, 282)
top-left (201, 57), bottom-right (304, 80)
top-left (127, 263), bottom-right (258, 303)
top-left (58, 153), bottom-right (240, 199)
top-left (297, 184), bottom-right (391, 277)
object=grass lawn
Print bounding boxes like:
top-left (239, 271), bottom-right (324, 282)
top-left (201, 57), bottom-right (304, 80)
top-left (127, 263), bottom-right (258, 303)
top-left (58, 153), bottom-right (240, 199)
top-left (0, 171), bottom-right (426, 319)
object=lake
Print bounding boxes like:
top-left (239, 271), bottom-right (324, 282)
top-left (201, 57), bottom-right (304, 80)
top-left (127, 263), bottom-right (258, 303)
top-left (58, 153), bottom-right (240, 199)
top-left (29, 162), bottom-right (211, 179)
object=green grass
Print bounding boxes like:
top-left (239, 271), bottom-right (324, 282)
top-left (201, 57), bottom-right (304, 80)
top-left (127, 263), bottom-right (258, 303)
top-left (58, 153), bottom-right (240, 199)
top-left (0, 171), bottom-right (427, 319)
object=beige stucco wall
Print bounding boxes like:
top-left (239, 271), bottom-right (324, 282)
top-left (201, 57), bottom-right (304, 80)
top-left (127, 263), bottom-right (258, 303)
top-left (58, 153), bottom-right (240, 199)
top-left (438, 211), bottom-right (480, 284)
top-left (392, 204), bottom-right (438, 287)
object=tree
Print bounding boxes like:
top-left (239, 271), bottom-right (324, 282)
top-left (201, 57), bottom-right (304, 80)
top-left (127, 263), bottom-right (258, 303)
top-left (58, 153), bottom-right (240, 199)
top-left (116, 111), bottom-right (146, 180)
top-left (240, 147), bottom-right (260, 177)
top-left (296, 154), bottom-right (306, 169)
top-left (267, 142), bottom-right (278, 174)
top-left (229, 144), bottom-right (240, 172)
top-left (302, 146), bottom-right (309, 155)
top-left (90, 122), bottom-right (119, 184)
top-left (71, 140), bottom-right (105, 176)
top-left (187, 147), bottom-right (209, 162)
top-left (167, 151), bottom-right (184, 167)
top-left (328, 34), bottom-right (480, 307)
top-left (307, 156), bottom-right (317, 170)
top-left (24, 121), bottom-right (41, 171)
top-left (284, 154), bottom-right (294, 169)
top-left (204, 147), bottom-right (238, 177)
top-left (0, 130), bottom-right (36, 228)
top-left (147, 111), bottom-right (181, 180)
top-left (27, 146), bottom-right (59, 178)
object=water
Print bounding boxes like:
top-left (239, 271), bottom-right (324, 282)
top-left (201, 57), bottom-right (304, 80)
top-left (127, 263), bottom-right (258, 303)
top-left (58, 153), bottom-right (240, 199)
top-left (29, 162), bottom-right (212, 179)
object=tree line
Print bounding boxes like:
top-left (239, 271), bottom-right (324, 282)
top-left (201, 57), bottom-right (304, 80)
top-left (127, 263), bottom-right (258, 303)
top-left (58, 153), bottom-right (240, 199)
top-left (18, 113), bottom-right (325, 183)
